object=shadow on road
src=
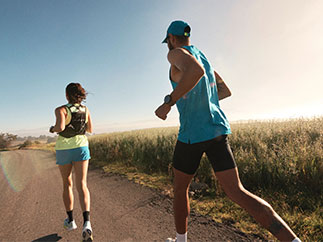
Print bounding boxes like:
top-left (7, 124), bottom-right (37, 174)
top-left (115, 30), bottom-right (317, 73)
top-left (32, 233), bottom-right (62, 241)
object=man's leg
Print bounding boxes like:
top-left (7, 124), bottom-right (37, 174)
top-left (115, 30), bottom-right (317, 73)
top-left (173, 168), bottom-right (194, 234)
top-left (216, 167), bottom-right (297, 241)
top-left (171, 139), bottom-right (204, 241)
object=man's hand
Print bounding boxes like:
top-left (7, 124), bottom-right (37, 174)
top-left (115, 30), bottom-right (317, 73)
top-left (155, 103), bottom-right (171, 120)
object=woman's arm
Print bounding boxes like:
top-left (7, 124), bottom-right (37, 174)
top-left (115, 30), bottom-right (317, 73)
top-left (49, 107), bottom-right (66, 133)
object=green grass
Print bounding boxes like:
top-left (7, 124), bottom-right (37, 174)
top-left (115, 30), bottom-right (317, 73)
top-left (89, 118), bottom-right (323, 241)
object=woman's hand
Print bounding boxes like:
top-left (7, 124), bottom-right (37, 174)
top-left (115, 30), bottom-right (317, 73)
top-left (49, 126), bottom-right (55, 133)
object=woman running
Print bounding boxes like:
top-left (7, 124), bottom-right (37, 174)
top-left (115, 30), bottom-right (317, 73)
top-left (49, 83), bottom-right (93, 242)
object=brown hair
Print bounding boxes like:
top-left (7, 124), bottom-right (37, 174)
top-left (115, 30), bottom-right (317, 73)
top-left (66, 83), bottom-right (87, 104)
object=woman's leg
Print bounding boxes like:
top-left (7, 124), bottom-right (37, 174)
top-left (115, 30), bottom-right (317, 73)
top-left (58, 164), bottom-right (74, 211)
top-left (216, 167), bottom-right (297, 241)
top-left (73, 160), bottom-right (90, 213)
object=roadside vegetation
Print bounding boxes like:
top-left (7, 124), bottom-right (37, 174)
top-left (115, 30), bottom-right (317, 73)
top-left (18, 140), bottom-right (55, 152)
top-left (89, 117), bottom-right (323, 241)
top-left (0, 133), bottom-right (17, 150)
top-left (0, 134), bottom-right (57, 152)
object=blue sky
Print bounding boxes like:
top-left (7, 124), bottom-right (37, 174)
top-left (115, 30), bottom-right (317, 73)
top-left (1, 0), bottom-right (322, 136)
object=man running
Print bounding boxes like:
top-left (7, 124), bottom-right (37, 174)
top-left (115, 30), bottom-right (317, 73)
top-left (155, 20), bottom-right (300, 242)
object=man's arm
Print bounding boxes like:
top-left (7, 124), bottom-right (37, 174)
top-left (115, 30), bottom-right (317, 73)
top-left (167, 48), bottom-right (205, 104)
top-left (155, 48), bottom-right (204, 120)
top-left (214, 70), bottom-right (231, 100)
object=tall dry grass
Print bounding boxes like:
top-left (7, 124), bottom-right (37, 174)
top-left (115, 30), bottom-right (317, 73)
top-left (89, 127), bottom-right (178, 173)
top-left (89, 118), bottom-right (323, 239)
top-left (229, 118), bottom-right (322, 210)
top-left (89, 118), bottom-right (322, 208)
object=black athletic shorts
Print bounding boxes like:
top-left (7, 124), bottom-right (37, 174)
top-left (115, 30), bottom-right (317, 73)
top-left (173, 135), bottom-right (237, 175)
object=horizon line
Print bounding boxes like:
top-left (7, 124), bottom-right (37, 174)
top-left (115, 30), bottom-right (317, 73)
top-left (3, 115), bottom-right (322, 138)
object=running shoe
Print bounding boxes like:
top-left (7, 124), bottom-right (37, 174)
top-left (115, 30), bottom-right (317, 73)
top-left (63, 218), bottom-right (77, 231)
top-left (82, 221), bottom-right (93, 242)
top-left (165, 238), bottom-right (176, 242)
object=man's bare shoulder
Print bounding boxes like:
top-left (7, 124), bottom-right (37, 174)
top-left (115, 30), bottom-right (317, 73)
top-left (167, 48), bottom-right (191, 63)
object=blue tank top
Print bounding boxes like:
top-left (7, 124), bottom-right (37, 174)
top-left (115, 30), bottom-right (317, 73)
top-left (171, 45), bottom-right (231, 144)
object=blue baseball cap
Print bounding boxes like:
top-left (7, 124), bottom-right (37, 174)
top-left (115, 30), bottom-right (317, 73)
top-left (162, 20), bottom-right (191, 43)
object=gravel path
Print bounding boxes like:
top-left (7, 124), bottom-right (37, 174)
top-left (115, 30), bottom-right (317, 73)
top-left (0, 150), bottom-right (262, 241)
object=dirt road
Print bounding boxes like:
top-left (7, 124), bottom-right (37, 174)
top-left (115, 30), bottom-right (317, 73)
top-left (0, 150), bottom-right (261, 241)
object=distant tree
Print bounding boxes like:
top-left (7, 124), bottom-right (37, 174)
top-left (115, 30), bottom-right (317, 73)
top-left (0, 133), bottom-right (18, 148)
top-left (47, 136), bottom-right (57, 143)
top-left (39, 135), bottom-right (47, 140)
top-left (26, 136), bottom-right (35, 141)
top-left (19, 139), bottom-right (33, 149)
top-left (16, 136), bottom-right (25, 141)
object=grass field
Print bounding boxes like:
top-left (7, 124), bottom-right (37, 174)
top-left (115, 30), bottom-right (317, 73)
top-left (89, 118), bottom-right (323, 240)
